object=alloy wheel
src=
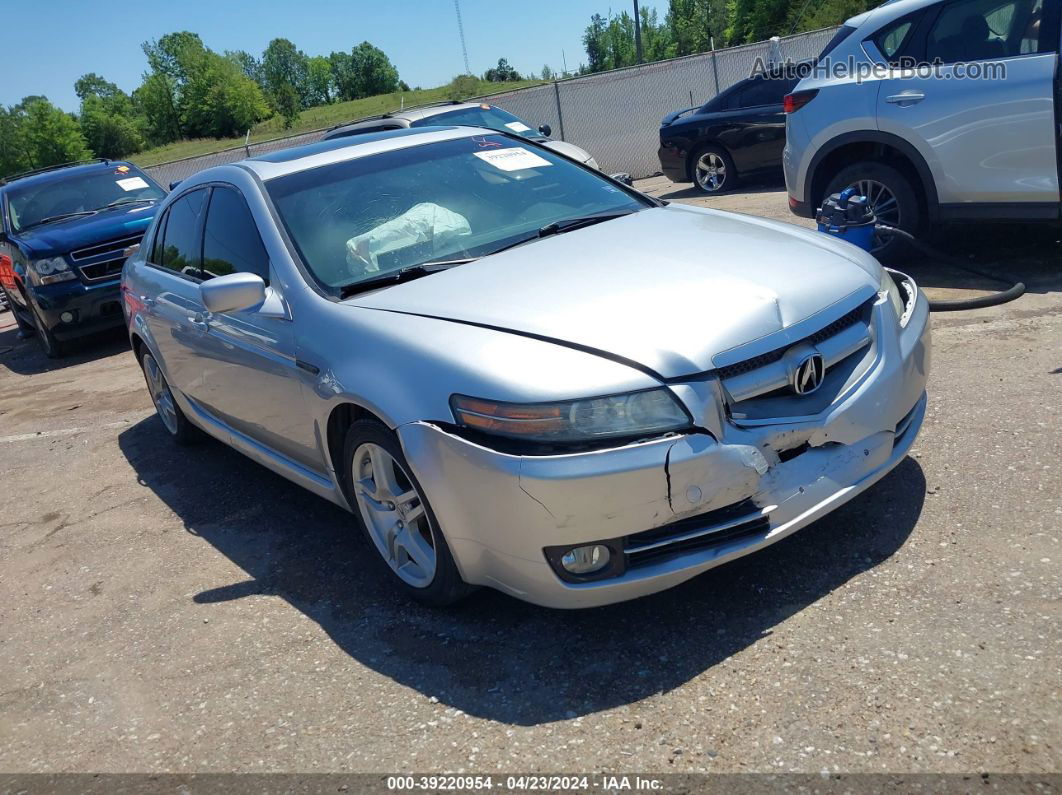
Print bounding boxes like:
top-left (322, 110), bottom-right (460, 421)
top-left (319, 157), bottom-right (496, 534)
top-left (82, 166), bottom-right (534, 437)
top-left (848, 178), bottom-right (900, 252)
top-left (352, 442), bottom-right (437, 588)
top-left (695, 152), bottom-right (727, 192)
top-left (142, 354), bottom-right (179, 435)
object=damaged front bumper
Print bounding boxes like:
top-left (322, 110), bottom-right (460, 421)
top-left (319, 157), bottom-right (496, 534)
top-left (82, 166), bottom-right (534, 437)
top-left (398, 282), bottom-right (931, 608)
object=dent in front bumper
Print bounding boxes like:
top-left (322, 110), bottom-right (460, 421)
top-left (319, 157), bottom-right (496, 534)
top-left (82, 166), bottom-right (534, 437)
top-left (399, 290), bottom-right (931, 609)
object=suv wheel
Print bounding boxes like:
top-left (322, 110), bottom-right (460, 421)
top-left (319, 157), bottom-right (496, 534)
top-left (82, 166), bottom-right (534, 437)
top-left (691, 145), bottom-right (736, 194)
top-left (341, 419), bottom-right (473, 607)
top-left (823, 162), bottom-right (922, 261)
top-left (27, 297), bottom-right (68, 358)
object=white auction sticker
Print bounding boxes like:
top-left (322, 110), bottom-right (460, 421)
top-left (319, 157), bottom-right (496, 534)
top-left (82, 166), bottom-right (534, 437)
top-left (504, 121), bottom-right (532, 133)
top-left (473, 147), bottom-right (551, 171)
top-left (116, 176), bottom-right (149, 191)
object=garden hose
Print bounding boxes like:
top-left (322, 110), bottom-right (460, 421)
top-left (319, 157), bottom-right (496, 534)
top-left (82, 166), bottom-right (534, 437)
top-left (875, 224), bottom-right (1026, 312)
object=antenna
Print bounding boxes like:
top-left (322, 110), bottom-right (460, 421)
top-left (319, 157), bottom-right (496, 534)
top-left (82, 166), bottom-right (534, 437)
top-left (454, 0), bottom-right (471, 75)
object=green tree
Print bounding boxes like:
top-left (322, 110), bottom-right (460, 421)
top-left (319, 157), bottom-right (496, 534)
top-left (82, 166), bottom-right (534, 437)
top-left (226, 50), bottom-right (263, 85)
top-left (261, 38), bottom-right (309, 109)
top-left (0, 106), bottom-right (30, 176)
top-left (132, 72), bottom-right (182, 144)
top-left (273, 82), bottom-right (301, 128)
top-left (305, 55), bottom-right (334, 105)
top-left (445, 74), bottom-right (481, 100)
top-left (540, 65), bottom-right (555, 81)
top-left (75, 72), bottom-right (145, 158)
top-left (484, 58), bottom-right (521, 82)
top-left (349, 42), bottom-right (400, 97)
top-left (14, 97), bottom-right (91, 168)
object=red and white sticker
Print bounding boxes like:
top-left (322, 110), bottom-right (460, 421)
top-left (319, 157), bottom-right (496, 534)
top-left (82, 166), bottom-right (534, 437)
top-left (473, 147), bottom-right (551, 171)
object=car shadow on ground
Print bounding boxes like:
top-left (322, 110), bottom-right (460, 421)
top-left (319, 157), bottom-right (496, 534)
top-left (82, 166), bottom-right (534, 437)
top-left (118, 415), bottom-right (925, 726)
top-left (651, 177), bottom-right (785, 202)
top-left (0, 321), bottom-right (129, 375)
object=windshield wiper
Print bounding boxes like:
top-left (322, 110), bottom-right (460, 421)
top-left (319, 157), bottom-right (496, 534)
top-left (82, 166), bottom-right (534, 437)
top-left (338, 261), bottom-right (463, 298)
top-left (24, 210), bottom-right (98, 229)
top-left (102, 196), bottom-right (155, 209)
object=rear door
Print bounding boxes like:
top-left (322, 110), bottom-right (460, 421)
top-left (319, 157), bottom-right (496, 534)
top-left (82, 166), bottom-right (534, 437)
top-left (723, 76), bottom-right (797, 174)
top-left (874, 0), bottom-right (1060, 205)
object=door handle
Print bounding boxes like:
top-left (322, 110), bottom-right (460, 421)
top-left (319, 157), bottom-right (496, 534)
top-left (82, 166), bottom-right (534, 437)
top-left (188, 312), bottom-right (209, 331)
top-left (140, 295), bottom-right (156, 308)
top-left (885, 91), bottom-right (925, 106)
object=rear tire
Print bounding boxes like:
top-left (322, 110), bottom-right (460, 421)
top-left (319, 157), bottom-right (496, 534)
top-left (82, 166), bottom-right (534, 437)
top-left (341, 418), bottom-right (473, 607)
top-left (139, 350), bottom-right (201, 445)
top-left (822, 161), bottom-right (922, 262)
top-left (690, 144), bottom-right (737, 194)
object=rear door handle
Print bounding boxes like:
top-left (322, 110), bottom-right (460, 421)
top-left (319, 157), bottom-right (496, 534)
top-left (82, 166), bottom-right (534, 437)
top-left (885, 91), bottom-right (925, 106)
top-left (141, 296), bottom-right (156, 308)
top-left (188, 312), bottom-right (209, 331)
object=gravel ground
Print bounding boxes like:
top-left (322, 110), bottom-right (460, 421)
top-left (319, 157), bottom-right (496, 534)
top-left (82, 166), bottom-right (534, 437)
top-left (0, 181), bottom-right (1059, 777)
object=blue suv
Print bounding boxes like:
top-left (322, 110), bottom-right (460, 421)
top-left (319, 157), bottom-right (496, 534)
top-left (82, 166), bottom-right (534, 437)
top-left (0, 159), bottom-right (165, 357)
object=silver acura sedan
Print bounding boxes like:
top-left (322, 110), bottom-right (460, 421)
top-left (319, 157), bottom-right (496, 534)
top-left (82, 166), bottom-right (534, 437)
top-left (122, 126), bottom-right (930, 609)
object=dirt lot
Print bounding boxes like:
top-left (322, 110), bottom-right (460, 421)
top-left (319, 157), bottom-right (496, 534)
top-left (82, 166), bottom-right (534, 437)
top-left (0, 181), bottom-right (1059, 776)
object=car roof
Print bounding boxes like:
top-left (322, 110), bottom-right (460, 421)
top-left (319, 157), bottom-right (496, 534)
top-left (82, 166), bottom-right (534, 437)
top-left (0, 160), bottom-right (136, 191)
top-left (324, 100), bottom-right (492, 136)
top-left (234, 125), bottom-right (499, 182)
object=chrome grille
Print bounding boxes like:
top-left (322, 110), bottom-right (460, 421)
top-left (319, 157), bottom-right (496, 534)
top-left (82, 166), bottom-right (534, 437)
top-left (715, 302), bottom-right (867, 381)
top-left (70, 234), bottom-right (142, 263)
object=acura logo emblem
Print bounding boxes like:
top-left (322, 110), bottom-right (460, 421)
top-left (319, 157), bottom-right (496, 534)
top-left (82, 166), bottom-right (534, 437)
top-left (791, 352), bottom-right (825, 395)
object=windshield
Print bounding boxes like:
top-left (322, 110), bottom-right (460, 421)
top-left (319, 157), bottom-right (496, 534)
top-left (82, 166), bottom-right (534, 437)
top-left (6, 166), bottom-right (165, 232)
top-left (409, 106), bottom-right (541, 138)
top-left (266, 134), bottom-right (648, 292)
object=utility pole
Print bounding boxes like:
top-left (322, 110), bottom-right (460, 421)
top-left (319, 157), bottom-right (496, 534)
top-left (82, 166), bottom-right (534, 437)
top-left (561, 49), bottom-right (568, 77)
top-left (633, 0), bottom-right (644, 63)
top-left (453, 0), bottom-right (471, 75)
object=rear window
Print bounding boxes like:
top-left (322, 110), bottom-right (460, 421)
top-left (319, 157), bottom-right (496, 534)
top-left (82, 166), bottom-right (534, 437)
top-left (410, 106), bottom-right (540, 138)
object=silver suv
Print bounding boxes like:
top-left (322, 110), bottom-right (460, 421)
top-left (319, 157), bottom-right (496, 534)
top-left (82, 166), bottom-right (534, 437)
top-left (784, 0), bottom-right (1059, 254)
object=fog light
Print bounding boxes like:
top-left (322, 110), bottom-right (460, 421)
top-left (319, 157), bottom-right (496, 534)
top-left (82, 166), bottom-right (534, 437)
top-left (60, 311), bottom-right (74, 323)
top-left (560, 544), bottom-right (611, 575)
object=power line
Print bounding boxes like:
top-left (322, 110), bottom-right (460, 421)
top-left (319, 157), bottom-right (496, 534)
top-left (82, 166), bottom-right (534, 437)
top-left (452, 0), bottom-right (469, 74)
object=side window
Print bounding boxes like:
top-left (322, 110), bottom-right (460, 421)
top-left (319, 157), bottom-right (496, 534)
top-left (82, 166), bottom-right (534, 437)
top-left (201, 186), bottom-right (270, 283)
top-left (876, 19), bottom-right (916, 59)
top-left (926, 0), bottom-right (1041, 62)
top-left (870, 10), bottom-right (926, 63)
top-left (158, 189), bottom-right (208, 278)
top-left (739, 78), bottom-right (789, 107)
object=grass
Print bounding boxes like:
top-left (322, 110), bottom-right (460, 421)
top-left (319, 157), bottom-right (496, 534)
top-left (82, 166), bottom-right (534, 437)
top-left (129, 79), bottom-right (544, 167)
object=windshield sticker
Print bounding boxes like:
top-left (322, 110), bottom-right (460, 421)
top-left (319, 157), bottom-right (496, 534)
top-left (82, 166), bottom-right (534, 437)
top-left (116, 176), bottom-right (149, 191)
top-left (473, 147), bottom-right (552, 172)
top-left (504, 121), bottom-right (532, 133)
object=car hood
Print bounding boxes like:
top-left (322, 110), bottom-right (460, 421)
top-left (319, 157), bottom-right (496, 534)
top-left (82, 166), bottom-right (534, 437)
top-left (347, 204), bottom-right (881, 379)
top-left (14, 203), bottom-right (158, 258)
top-left (542, 139), bottom-right (595, 165)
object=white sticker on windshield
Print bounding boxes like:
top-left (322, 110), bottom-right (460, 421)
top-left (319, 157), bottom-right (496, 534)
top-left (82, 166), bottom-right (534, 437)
top-left (473, 147), bottom-right (551, 171)
top-left (504, 121), bottom-right (532, 133)
top-left (116, 176), bottom-right (149, 191)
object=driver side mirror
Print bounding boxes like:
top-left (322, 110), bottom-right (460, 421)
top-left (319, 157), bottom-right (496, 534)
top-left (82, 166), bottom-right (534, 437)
top-left (538, 123), bottom-right (552, 137)
top-left (199, 272), bottom-right (266, 314)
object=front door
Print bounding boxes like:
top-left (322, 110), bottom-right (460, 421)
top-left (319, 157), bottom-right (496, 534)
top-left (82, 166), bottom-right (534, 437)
top-left (875, 0), bottom-right (1060, 204)
top-left (192, 185), bottom-right (319, 470)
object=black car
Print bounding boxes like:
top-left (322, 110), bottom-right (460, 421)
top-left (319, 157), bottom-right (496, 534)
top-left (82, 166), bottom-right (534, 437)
top-left (0, 160), bottom-right (166, 357)
top-left (658, 71), bottom-right (800, 194)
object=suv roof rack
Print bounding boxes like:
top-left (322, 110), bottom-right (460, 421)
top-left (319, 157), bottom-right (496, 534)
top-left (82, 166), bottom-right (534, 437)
top-left (0, 158), bottom-right (112, 186)
top-left (325, 99), bottom-right (468, 132)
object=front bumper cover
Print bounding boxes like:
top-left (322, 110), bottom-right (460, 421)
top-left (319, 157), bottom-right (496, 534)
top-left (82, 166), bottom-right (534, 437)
top-left (398, 284), bottom-right (931, 608)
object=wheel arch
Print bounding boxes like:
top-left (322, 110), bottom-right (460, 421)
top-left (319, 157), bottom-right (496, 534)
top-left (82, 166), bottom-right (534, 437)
top-left (808, 132), bottom-right (939, 221)
top-left (325, 401), bottom-right (394, 498)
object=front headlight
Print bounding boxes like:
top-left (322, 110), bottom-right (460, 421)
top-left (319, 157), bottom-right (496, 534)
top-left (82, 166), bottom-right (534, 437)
top-left (450, 387), bottom-right (692, 443)
top-left (30, 257), bottom-right (76, 285)
top-left (879, 268), bottom-right (905, 322)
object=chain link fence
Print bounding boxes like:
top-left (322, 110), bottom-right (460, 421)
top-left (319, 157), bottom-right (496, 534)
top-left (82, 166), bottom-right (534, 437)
top-left (143, 27), bottom-right (837, 187)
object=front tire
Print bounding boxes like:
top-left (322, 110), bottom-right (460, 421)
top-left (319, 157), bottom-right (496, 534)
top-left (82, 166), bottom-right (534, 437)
top-left (691, 144), bottom-right (737, 194)
top-left (341, 419), bottom-right (472, 606)
top-left (140, 351), bottom-right (200, 445)
top-left (28, 297), bottom-right (68, 358)
top-left (822, 161), bottom-right (922, 262)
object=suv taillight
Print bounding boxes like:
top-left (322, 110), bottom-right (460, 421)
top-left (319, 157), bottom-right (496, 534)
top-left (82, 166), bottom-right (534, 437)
top-left (783, 90), bottom-right (818, 113)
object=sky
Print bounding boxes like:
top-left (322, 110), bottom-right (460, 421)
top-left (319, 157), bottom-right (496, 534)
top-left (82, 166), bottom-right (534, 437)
top-left (0, 0), bottom-right (670, 113)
